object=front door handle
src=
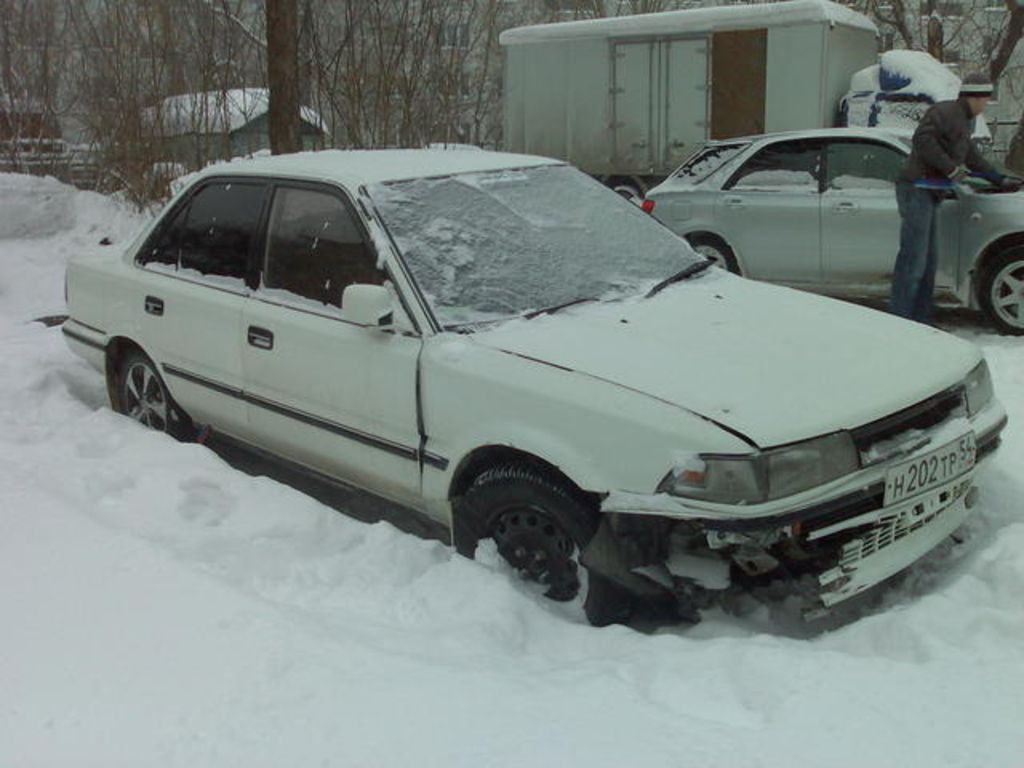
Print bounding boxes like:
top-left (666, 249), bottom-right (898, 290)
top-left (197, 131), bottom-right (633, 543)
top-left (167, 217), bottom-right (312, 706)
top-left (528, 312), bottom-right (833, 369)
top-left (247, 326), bottom-right (274, 350)
top-left (144, 296), bottom-right (164, 316)
top-left (834, 201), bottom-right (858, 214)
top-left (723, 196), bottom-right (745, 210)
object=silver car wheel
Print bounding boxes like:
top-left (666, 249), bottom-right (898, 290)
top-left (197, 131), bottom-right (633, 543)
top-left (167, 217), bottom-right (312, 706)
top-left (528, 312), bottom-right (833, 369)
top-left (989, 259), bottom-right (1024, 330)
top-left (122, 360), bottom-right (169, 431)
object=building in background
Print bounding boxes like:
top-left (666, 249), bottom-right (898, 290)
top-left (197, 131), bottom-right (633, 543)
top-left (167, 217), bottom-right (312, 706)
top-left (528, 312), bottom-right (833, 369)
top-left (148, 88), bottom-right (327, 169)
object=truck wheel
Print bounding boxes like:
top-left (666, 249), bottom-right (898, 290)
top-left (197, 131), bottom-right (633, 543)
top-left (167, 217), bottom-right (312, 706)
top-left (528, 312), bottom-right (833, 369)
top-left (686, 234), bottom-right (741, 274)
top-left (613, 183), bottom-right (643, 202)
top-left (461, 464), bottom-right (598, 602)
top-left (979, 246), bottom-right (1024, 335)
top-left (115, 349), bottom-right (195, 438)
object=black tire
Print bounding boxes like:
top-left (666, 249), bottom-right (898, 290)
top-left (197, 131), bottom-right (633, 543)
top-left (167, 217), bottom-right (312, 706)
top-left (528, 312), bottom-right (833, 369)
top-left (460, 464), bottom-right (598, 602)
top-left (114, 349), bottom-right (195, 439)
top-left (979, 246), bottom-right (1024, 335)
top-left (686, 234), bottom-right (741, 274)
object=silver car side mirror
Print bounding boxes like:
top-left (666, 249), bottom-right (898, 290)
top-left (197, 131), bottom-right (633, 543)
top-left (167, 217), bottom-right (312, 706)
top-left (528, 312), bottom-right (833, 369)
top-left (341, 284), bottom-right (394, 327)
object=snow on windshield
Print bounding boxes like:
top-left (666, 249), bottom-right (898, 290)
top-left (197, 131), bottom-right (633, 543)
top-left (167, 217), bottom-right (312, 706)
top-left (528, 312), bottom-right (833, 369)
top-left (368, 165), bottom-right (699, 326)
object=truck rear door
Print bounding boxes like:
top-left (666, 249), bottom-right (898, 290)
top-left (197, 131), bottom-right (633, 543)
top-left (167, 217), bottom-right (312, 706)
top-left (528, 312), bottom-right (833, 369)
top-left (613, 37), bottom-right (710, 175)
top-left (662, 38), bottom-right (709, 170)
top-left (612, 41), bottom-right (656, 172)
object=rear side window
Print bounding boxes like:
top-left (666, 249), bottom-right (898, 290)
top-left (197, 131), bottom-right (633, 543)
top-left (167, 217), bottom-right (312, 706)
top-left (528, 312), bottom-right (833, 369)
top-left (727, 140), bottom-right (822, 192)
top-left (180, 183), bottom-right (265, 279)
top-left (672, 143), bottom-right (747, 184)
top-left (139, 181), bottom-right (266, 282)
top-left (262, 186), bottom-right (383, 308)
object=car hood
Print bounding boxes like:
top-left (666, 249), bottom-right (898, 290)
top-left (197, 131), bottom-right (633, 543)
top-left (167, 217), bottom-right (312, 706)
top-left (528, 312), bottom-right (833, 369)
top-left (472, 271), bottom-right (981, 448)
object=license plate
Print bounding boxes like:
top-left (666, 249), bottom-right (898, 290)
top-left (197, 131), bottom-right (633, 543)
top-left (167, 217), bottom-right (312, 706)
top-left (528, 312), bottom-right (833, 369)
top-left (884, 433), bottom-right (976, 506)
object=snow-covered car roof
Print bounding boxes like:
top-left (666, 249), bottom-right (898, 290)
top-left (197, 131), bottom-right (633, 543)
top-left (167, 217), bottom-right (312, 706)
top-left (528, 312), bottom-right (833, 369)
top-left (190, 149), bottom-right (563, 189)
top-left (702, 127), bottom-right (912, 146)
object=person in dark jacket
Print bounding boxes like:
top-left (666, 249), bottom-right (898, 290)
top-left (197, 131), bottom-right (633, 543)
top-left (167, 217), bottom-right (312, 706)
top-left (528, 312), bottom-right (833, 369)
top-left (890, 73), bottom-right (1020, 323)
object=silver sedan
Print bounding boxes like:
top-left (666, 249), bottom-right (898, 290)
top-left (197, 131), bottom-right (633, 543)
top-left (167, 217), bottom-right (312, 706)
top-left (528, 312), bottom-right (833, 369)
top-left (644, 127), bottom-right (1024, 334)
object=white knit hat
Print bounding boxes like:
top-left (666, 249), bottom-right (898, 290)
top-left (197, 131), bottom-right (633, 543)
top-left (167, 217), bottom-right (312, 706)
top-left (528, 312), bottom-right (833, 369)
top-left (959, 72), bottom-right (994, 97)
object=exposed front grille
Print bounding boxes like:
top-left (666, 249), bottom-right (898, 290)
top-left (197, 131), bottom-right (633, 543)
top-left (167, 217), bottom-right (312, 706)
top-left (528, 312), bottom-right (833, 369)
top-left (836, 477), bottom-right (971, 567)
top-left (851, 386), bottom-right (966, 456)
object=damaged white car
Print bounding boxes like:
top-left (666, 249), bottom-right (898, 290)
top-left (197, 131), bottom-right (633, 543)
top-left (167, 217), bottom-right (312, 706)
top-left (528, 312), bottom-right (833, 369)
top-left (62, 150), bottom-right (1007, 626)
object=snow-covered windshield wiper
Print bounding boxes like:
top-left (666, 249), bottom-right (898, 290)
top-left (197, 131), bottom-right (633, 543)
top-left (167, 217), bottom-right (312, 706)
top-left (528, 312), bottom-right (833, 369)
top-left (522, 296), bottom-right (597, 319)
top-left (645, 258), bottom-right (714, 298)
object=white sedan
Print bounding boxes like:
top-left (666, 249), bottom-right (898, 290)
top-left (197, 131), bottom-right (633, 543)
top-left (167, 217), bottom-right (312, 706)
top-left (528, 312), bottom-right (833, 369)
top-left (63, 149), bottom-right (1007, 625)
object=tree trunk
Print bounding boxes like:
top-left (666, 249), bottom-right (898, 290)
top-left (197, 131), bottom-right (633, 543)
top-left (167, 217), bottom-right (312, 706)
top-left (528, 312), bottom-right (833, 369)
top-left (265, 0), bottom-right (300, 155)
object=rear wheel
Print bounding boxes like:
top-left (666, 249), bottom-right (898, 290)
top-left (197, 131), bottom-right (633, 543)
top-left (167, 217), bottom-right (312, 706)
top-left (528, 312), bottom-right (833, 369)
top-left (460, 465), bottom-right (598, 603)
top-left (686, 234), bottom-right (740, 274)
top-left (979, 247), bottom-right (1024, 335)
top-left (114, 349), bottom-right (194, 438)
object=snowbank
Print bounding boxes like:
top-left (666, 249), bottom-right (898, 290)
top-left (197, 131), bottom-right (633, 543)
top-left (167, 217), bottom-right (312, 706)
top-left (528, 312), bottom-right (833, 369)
top-left (0, 173), bottom-right (75, 238)
top-left (1, 175), bottom-right (1023, 767)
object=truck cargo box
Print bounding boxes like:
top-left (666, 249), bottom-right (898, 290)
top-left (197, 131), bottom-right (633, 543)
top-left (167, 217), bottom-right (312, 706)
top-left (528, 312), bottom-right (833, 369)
top-left (501, 0), bottom-right (878, 194)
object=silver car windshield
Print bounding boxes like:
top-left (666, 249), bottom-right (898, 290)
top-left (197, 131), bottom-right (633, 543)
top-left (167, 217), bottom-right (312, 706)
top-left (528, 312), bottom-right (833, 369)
top-left (368, 165), bottom-right (701, 327)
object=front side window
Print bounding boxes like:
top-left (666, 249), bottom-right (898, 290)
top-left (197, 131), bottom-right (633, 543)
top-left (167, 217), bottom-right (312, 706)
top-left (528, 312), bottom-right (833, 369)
top-left (262, 186), bottom-right (383, 309)
top-left (826, 141), bottom-right (906, 191)
top-left (727, 140), bottom-right (821, 192)
top-left (139, 180), bottom-right (266, 284)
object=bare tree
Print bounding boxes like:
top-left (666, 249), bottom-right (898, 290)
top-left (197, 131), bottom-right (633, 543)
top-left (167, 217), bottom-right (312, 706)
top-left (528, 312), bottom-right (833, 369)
top-left (64, 0), bottom-right (266, 201)
top-left (0, 0), bottom-right (75, 176)
top-left (266, 0), bottom-right (300, 154)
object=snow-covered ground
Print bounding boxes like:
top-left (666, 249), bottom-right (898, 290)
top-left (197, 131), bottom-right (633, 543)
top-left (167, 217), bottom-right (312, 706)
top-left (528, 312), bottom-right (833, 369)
top-left (1, 174), bottom-right (1022, 767)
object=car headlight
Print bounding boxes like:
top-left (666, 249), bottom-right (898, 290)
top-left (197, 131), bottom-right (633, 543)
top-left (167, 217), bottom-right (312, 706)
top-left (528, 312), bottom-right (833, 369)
top-left (964, 360), bottom-right (994, 416)
top-left (659, 432), bottom-right (859, 505)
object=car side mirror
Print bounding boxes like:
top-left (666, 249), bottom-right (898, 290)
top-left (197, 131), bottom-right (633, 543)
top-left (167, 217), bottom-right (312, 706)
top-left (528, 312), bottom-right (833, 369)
top-left (341, 284), bottom-right (394, 327)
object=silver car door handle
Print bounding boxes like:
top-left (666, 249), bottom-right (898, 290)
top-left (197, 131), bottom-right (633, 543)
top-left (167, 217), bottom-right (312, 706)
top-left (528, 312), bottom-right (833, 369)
top-left (724, 196), bottom-right (745, 209)
top-left (247, 326), bottom-right (274, 351)
top-left (834, 201), bottom-right (857, 213)
top-left (144, 295), bottom-right (164, 316)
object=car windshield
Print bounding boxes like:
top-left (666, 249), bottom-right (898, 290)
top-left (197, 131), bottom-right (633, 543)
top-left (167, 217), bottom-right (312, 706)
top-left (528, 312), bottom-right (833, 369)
top-left (368, 165), bottom-right (702, 327)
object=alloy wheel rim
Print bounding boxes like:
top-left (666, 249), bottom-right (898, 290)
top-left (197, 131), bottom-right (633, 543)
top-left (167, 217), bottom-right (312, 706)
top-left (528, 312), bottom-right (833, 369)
top-left (123, 362), bottom-right (169, 431)
top-left (991, 259), bottom-right (1024, 329)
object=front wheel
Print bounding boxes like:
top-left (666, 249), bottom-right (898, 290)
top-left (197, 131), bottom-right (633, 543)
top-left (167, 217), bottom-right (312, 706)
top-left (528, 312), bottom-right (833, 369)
top-left (979, 247), bottom-right (1024, 335)
top-left (460, 465), bottom-right (598, 603)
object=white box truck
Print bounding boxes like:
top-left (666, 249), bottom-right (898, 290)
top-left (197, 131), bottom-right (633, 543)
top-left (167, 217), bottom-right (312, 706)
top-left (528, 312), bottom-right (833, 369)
top-left (501, 0), bottom-right (878, 197)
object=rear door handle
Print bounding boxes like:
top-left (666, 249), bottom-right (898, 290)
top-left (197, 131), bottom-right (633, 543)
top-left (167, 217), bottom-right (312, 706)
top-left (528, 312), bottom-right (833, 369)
top-left (247, 326), bottom-right (274, 350)
top-left (834, 201), bottom-right (858, 214)
top-left (723, 196), bottom-right (745, 210)
top-left (144, 296), bottom-right (164, 316)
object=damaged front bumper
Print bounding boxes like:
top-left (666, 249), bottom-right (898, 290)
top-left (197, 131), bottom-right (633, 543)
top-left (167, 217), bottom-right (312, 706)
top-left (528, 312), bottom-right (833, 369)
top-left (586, 404), bottom-right (1007, 621)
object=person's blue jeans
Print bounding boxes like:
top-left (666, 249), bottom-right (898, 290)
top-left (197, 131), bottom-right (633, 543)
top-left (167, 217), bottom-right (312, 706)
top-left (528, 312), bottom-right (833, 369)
top-left (890, 181), bottom-right (939, 323)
